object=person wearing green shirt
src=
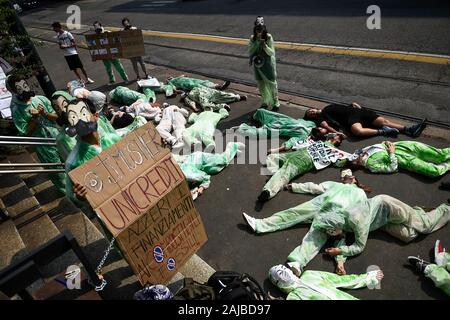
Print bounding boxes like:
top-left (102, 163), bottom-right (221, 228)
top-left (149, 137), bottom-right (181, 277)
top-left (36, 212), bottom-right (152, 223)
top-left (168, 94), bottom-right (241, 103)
top-left (7, 75), bottom-right (66, 194)
top-left (349, 140), bottom-right (450, 178)
top-left (268, 264), bottom-right (384, 300)
top-left (181, 86), bottom-right (245, 112)
top-left (249, 16), bottom-right (280, 110)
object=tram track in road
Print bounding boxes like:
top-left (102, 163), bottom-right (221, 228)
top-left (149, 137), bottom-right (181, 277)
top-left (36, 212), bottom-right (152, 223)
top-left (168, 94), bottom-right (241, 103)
top-left (27, 25), bottom-right (450, 129)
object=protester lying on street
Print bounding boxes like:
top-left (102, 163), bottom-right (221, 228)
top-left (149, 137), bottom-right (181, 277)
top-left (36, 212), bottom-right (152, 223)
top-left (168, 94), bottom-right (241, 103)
top-left (119, 100), bottom-right (162, 122)
top-left (258, 135), bottom-right (348, 202)
top-left (249, 16), bottom-right (280, 111)
top-left (348, 140), bottom-right (450, 178)
top-left (109, 85), bottom-right (154, 105)
top-left (304, 102), bottom-right (426, 138)
top-left (244, 169), bottom-right (450, 276)
top-left (268, 264), bottom-right (384, 300)
top-left (173, 142), bottom-right (245, 200)
top-left (233, 109), bottom-right (317, 148)
top-left (121, 17), bottom-right (148, 81)
top-left (105, 106), bottom-right (147, 137)
top-left (157, 75), bottom-right (230, 97)
top-left (93, 21), bottom-right (129, 84)
top-left (267, 127), bottom-right (344, 154)
top-left (51, 22), bottom-right (94, 85)
top-left (156, 103), bottom-right (189, 149)
top-left (183, 108), bottom-right (229, 151)
top-left (408, 240), bottom-right (450, 297)
top-left (180, 86), bottom-right (246, 112)
top-left (7, 74), bottom-right (67, 194)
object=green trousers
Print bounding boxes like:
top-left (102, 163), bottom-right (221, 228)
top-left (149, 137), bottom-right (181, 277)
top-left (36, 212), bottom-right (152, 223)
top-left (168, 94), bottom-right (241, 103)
top-left (263, 149), bottom-right (314, 198)
top-left (396, 141), bottom-right (450, 178)
top-left (102, 59), bottom-right (128, 82)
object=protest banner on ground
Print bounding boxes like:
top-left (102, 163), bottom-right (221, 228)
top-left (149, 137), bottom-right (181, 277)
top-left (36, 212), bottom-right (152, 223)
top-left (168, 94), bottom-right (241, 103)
top-left (68, 122), bottom-right (208, 285)
top-left (85, 29), bottom-right (145, 61)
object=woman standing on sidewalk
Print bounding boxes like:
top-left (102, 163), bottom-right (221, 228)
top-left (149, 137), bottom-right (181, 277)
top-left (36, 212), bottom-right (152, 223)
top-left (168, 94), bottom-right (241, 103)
top-left (249, 16), bottom-right (280, 111)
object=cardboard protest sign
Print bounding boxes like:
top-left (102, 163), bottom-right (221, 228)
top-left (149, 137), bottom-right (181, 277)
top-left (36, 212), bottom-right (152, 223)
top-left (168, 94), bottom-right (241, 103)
top-left (85, 29), bottom-right (145, 61)
top-left (68, 122), bottom-right (207, 285)
top-left (306, 141), bottom-right (352, 170)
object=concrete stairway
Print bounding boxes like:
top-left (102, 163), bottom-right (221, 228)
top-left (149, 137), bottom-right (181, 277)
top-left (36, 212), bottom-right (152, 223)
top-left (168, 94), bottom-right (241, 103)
top-left (0, 150), bottom-right (141, 299)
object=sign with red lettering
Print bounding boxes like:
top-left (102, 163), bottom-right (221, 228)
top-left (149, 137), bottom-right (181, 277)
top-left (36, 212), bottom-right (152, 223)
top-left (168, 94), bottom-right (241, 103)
top-left (68, 122), bottom-right (208, 285)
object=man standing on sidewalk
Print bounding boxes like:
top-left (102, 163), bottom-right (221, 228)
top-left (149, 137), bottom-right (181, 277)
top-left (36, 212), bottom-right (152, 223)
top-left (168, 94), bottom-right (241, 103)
top-left (93, 21), bottom-right (129, 84)
top-left (51, 22), bottom-right (94, 85)
top-left (121, 17), bottom-right (148, 80)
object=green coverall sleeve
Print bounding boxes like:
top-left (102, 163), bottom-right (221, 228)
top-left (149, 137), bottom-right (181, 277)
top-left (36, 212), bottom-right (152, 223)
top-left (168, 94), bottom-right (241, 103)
top-left (282, 137), bottom-right (303, 150)
top-left (262, 35), bottom-right (276, 57)
top-left (324, 271), bottom-right (380, 289)
top-left (249, 36), bottom-right (259, 56)
top-left (334, 235), bottom-right (347, 263)
top-left (288, 227), bottom-right (328, 269)
top-left (12, 107), bottom-right (32, 135)
top-left (338, 224), bottom-right (370, 257)
top-left (369, 153), bottom-right (399, 173)
top-left (291, 182), bottom-right (332, 195)
top-left (188, 113), bottom-right (199, 124)
top-left (218, 108), bottom-right (229, 119)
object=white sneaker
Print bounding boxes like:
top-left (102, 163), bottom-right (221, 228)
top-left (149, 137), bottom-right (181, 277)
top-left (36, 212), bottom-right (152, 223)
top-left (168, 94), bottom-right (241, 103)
top-left (242, 212), bottom-right (256, 232)
top-left (86, 78), bottom-right (95, 84)
top-left (172, 140), bottom-right (184, 150)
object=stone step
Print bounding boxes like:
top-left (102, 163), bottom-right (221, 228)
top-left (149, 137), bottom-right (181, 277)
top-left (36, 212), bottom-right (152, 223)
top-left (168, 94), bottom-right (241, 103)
top-left (18, 215), bottom-right (61, 252)
top-left (0, 220), bottom-right (28, 270)
top-left (1, 183), bottom-right (40, 219)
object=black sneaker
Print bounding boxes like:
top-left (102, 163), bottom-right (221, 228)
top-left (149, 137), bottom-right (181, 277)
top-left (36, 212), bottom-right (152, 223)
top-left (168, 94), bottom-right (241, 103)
top-left (439, 181), bottom-right (450, 191)
top-left (220, 80), bottom-right (231, 90)
top-left (258, 190), bottom-right (270, 202)
top-left (408, 256), bottom-right (431, 273)
top-left (405, 119), bottom-right (427, 138)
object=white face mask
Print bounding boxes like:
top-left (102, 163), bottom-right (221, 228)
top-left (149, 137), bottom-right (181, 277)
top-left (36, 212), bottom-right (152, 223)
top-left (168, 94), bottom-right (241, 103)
top-left (15, 80), bottom-right (31, 94)
top-left (54, 96), bottom-right (69, 114)
top-left (269, 265), bottom-right (300, 288)
top-left (67, 101), bottom-right (93, 127)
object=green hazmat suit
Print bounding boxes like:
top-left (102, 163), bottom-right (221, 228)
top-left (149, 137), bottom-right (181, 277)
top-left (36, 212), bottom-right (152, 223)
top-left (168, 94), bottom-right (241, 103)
top-left (158, 76), bottom-right (217, 97)
top-left (184, 86), bottom-right (241, 112)
top-left (109, 86), bottom-right (148, 105)
top-left (183, 108), bottom-right (229, 150)
top-left (173, 142), bottom-right (244, 190)
top-left (102, 59), bottom-right (128, 83)
top-left (65, 129), bottom-right (121, 208)
top-left (115, 115), bottom-right (147, 138)
top-left (249, 33), bottom-right (280, 108)
top-left (253, 181), bottom-right (369, 270)
top-left (268, 264), bottom-right (381, 300)
top-left (262, 141), bottom-right (348, 199)
top-left (11, 95), bottom-right (66, 194)
top-left (425, 249), bottom-right (450, 297)
top-left (236, 109), bottom-right (316, 146)
top-left (360, 141), bottom-right (450, 178)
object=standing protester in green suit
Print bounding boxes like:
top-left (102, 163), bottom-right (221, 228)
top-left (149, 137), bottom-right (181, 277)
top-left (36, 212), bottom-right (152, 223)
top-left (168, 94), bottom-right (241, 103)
top-left (93, 21), bottom-right (129, 84)
top-left (349, 140), bottom-right (450, 178)
top-left (249, 16), bottom-right (280, 111)
top-left (7, 75), bottom-right (66, 194)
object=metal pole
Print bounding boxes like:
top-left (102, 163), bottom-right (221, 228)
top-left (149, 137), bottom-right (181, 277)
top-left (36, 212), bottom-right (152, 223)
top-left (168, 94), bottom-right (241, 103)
top-left (0, 169), bottom-right (65, 174)
top-left (0, 141), bottom-right (57, 146)
top-left (0, 136), bottom-right (56, 142)
top-left (0, 163), bottom-right (64, 167)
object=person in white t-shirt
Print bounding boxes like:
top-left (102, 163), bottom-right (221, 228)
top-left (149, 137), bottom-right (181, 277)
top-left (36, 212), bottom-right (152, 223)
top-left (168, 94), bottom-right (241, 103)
top-left (52, 22), bottom-right (94, 85)
top-left (121, 17), bottom-right (148, 81)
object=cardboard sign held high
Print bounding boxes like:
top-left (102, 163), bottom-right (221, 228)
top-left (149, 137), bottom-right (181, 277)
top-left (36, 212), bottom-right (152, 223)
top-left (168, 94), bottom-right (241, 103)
top-left (68, 122), bottom-right (208, 285)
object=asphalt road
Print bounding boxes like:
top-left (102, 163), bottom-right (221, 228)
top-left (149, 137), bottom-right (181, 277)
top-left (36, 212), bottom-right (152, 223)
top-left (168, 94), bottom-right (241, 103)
top-left (29, 36), bottom-right (450, 299)
top-left (21, 0), bottom-right (450, 124)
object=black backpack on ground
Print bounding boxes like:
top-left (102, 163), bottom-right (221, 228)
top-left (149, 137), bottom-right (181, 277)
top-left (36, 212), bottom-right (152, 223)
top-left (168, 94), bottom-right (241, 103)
top-left (207, 271), bottom-right (267, 300)
top-left (173, 278), bottom-right (216, 300)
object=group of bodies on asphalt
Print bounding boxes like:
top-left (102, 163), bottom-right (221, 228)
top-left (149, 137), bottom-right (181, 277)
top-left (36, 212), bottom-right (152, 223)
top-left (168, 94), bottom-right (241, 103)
top-left (4, 16), bottom-right (450, 300)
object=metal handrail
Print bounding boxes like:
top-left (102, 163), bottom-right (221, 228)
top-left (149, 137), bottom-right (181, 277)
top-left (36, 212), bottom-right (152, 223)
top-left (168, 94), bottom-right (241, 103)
top-left (0, 136), bottom-right (56, 142)
top-left (0, 169), bottom-right (65, 174)
top-left (0, 141), bottom-right (57, 146)
top-left (0, 163), bottom-right (64, 168)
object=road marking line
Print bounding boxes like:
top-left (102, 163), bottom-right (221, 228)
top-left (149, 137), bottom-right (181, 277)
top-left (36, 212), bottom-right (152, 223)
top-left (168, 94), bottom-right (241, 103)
top-left (59, 22), bottom-right (450, 65)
